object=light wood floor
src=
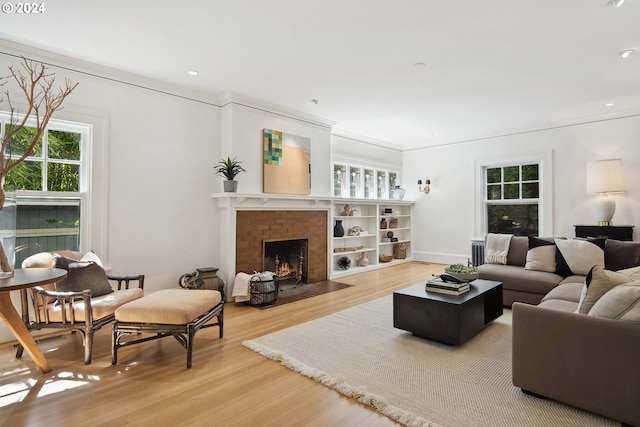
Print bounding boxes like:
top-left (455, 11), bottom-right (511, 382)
top-left (0, 262), bottom-right (445, 427)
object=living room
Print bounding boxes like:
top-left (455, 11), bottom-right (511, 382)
top-left (0, 1), bottom-right (639, 426)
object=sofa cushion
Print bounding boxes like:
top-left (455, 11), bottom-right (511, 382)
top-left (541, 282), bottom-right (584, 304)
top-left (618, 265), bottom-right (640, 281)
top-left (559, 275), bottom-right (586, 285)
top-left (588, 282), bottom-right (640, 322)
top-left (577, 265), bottom-right (631, 314)
top-left (524, 236), bottom-right (557, 273)
top-left (478, 263), bottom-right (563, 295)
top-left (604, 239), bottom-right (640, 271)
top-left (538, 298), bottom-right (579, 312)
top-left (53, 254), bottom-right (114, 298)
top-left (555, 238), bottom-right (605, 277)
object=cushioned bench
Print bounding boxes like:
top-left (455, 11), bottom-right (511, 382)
top-left (112, 289), bottom-right (224, 368)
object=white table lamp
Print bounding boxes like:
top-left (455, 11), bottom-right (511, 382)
top-left (586, 159), bottom-right (625, 226)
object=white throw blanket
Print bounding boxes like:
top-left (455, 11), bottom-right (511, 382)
top-left (232, 272), bottom-right (254, 303)
top-left (485, 233), bottom-right (512, 265)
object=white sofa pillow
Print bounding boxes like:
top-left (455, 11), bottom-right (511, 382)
top-left (589, 282), bottom-right (640, 322)
top-left (555, 238), bottom-right (605, 276)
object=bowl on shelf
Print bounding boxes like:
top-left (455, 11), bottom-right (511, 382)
top-left (379, 254), bottom-right (393, 263)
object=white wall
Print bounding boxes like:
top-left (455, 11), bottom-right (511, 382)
top-left (0, 49), bottom-right (221, 342)
top-left (331, 134), bottom-right (403, 176)
top-left (405, 114), bottom-right (640, 265)
top-left (219, 101), bottom-right (333, 197)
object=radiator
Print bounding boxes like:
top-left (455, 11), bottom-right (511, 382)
top-left (471, 240), bottom-right (485, 266)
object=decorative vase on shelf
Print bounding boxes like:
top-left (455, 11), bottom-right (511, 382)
top-left (334, 220), bottom-right (345, 237)
top-left (380, 218), bottom-right (388, 229)
top-left (390, 186), bottom-right (406, 200)
top-left (357, 253), bottom-right (369, 267)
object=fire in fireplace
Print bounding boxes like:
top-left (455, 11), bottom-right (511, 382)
top-left (263, 238), bottom-right (309, 285)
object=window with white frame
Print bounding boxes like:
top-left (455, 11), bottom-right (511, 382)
top-left (1, 114), bottom-right (90, 267)
top-left (333, 162), bottom-right (399, 200)
top-left (475, 152), bottom-right (552, 237)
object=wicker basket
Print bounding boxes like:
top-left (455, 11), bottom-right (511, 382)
top-left (393, 243), bottom-right (407, 259)
top-left (247, 274), bottom-right (279, 306)
top-left (379, 254), bottom-right (393, 263)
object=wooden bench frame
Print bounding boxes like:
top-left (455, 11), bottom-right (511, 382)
top-left (111, 301), bottom-right (224, 368)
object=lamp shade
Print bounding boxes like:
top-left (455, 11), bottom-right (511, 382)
top-left (586, 159), bottom-right (625, 194)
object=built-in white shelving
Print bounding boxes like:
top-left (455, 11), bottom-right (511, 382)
top-left (330, 199), bottom-right (414, 279)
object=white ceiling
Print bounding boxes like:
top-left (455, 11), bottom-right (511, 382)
top-left (1, 0), bottom-right (639, 150)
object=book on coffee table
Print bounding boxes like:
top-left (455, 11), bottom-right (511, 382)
top-left (425, 278), bottom-right (470, 295)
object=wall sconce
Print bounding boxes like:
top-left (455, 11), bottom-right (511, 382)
top-left (418, 179), bottom-right (431, 194)
top-left (586, 159), bottom-right (626, 226)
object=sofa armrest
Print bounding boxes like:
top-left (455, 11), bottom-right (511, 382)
top-left (512, 302), bottom-right (640, 426)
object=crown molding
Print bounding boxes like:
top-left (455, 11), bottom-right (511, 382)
top-left (218, 92), bottom-right (336, 129)
top-left (331, 128), bottom-right (403, 151)
top-left (0, 38), bottom-right (222, 106)
top-left (402, 107), bottom-right (640, 152)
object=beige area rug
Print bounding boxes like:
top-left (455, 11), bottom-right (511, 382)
top-left (243, 295), bottom-right (617, 427)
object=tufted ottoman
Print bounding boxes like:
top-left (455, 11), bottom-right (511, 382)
top-left (112, 289), bottom-right (224, 368)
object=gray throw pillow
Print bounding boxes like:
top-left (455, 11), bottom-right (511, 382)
top-left (604, 239), bottom-right (640, 271)
top-left (53, 254), bottom-right (114, 297)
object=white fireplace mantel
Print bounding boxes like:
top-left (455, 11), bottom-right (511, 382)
top-left (211, 193), bottom-right (415, 300)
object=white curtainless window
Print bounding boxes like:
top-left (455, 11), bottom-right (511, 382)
top-left (475, 151), bottom-right (553, 238)
top-left (1, 113), bottom-right (91, 267)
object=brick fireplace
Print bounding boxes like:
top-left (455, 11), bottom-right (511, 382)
top-left (235, 210), bottom-right (328, 283)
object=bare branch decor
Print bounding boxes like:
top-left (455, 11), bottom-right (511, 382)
top-left (0, 57), bottom-right (78, 273)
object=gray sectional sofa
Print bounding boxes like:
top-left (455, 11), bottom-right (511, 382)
top-left (512, 267), bottom-right (640, 426)
top-left (476, 234), bottom-right (640, 426)
top-left (477, 235), bottom-right (640, 306)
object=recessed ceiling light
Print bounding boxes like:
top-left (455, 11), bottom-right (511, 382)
top-left (188, 70), bottom-right (199, 76)
top-left (413, 62), bottom-right (427, 68)
top-left (608, 0), bottom-right (625, 7)
top-left (605, 103), bottom-right (615, 107)
top-left (619, 49), bottom-right (636, 59)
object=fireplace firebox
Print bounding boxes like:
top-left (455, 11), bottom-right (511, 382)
top-left (263, 238), bottom-right (308, 285)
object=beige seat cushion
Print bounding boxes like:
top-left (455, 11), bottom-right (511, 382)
top-left (40, 288), bottom-right (144, 322)
top-left (115, 289), bottom-right (222, 325)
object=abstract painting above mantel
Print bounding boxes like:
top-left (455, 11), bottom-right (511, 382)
top-left (263, 128), bottom-right (311, 195)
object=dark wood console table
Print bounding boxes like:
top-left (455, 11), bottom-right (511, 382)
top-left (574, 225), bottom-right (634, 241)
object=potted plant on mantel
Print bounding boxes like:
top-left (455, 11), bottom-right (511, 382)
top-left (214, 156), bottom-right (246, 192)
top-left (0, 57), bottom-right (78, 275)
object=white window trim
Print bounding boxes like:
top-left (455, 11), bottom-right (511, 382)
top-left (473, 150), bottom-right (553, 238)
top-left (2, 108), bottom-right (109, 262)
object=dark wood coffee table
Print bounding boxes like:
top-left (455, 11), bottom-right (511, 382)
top-left (393, 279), bottom-right (503, 345)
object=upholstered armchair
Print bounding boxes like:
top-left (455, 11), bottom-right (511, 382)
top-left (18, 250), bottom-right (144, 364)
